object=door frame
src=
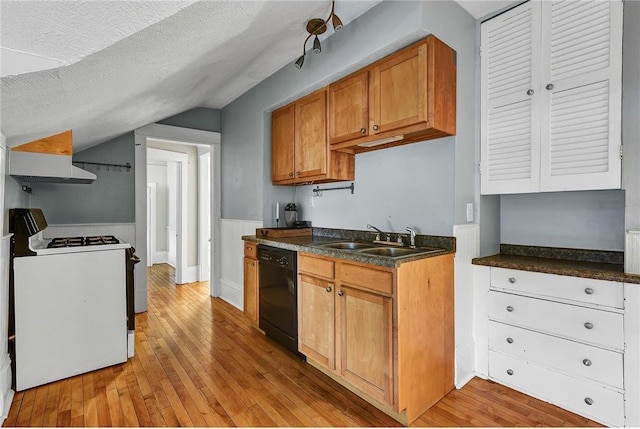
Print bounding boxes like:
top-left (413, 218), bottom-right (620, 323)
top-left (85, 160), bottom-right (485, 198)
top-left (146, 182), bottom-right (157, 267)
top-left (134, 124), bottom-right (221, 313)
top-left (197, 148), bottom-right (211, 282)
top-left (147, 148), bottom-right (188, 282)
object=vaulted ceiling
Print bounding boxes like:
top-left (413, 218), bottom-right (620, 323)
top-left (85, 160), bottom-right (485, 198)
top-left (0, 0), bottom-right (514, 152)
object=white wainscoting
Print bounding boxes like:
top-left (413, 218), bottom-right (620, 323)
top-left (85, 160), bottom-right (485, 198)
top-left (453, 223), bottom-right (480, 388)
top-left (473, 265), bottom-right (491, 378)
top-left (0, 235), bottom-right (14, 423)
top-left (220, 219), bottom-right (262, 310)
top-left (626, 231), bottom-right (640, 275)
top-left (45, 223), bottom-right (136, 245)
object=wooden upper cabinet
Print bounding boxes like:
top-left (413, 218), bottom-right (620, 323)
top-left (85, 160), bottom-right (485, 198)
top-left (272, 88), bottom-right (355, 185)
top-left (272, 104), bottom-right (295, 182)
top-left (328, 70), bottom-right (369, 144)
top-left (295, 90), bottom-right (327, 179)
top-left (329, 35), bottom-right (456, 153)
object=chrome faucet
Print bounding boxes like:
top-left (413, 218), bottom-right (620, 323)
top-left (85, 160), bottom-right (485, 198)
top-left (406, 227), bottom-right (417, 247)
top-left (367, 224), bottom-right (387, 241)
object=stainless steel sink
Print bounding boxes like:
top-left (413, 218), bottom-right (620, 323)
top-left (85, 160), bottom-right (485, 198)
top-left (357, 247), bottom-right (443, 257)
top-left (319, 242), bottom-right (377, 250)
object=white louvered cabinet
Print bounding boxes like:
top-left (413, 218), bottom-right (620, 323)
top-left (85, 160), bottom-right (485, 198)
top-left (481, 0), bottom-right (622, 195)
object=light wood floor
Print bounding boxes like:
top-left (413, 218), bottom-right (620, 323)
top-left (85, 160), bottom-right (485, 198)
top-left (4, 263), bottom-right (602, 427)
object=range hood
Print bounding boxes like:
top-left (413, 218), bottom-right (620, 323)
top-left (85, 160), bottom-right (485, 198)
top-left (9, 130), bottom-right (96, 184)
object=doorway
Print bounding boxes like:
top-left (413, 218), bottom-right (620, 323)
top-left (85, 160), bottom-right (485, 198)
top-left (134, 124), bottom-right (221, 313)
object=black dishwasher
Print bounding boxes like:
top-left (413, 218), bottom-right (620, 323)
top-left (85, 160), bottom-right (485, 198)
top-left (258, 245), bottom-right (301, 356)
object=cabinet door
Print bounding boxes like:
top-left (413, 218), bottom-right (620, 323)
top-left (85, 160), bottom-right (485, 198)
top-left (480, 1), bottom-right (542, 195)
top-left (298, 274), bottom-right (335, 369)
top-left (328, 70), bottom-right (369, 144)
top-left (272, 104), bottom-right (295, 182)
top-left (294, 89), bottom-right (327, 179)
top-left (539, 0), bottom-right (622, 192)
top-left (243, 257), bottom-right (258, 323)
top-left (336, 286), bottom-right (393, 404)
top-left (370, 41), bottom-right (427, 135)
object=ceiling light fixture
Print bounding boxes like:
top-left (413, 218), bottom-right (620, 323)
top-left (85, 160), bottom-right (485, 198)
top-left (294, 1), bottom-right (343, 69)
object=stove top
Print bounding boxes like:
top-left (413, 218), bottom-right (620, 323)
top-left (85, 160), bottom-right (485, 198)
top-left (47, 235), bottom-right (121, 249)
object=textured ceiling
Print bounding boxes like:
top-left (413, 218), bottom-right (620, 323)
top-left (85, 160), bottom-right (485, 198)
top-left (0, 0), bottom-right (510, 152)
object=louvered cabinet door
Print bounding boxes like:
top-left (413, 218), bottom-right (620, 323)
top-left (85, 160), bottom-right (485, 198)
top-left (481, 2), bottom-right (542, 195)
top-left (539, 0), bottom-right (622, 192)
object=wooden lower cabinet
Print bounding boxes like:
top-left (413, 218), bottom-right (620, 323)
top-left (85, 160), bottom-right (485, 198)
top-left (337, 285), bottom-right (393, 404)
top-left (243, 242), bottom-right (259, 325)
top-left (297, 252), bottom-right (454, 425)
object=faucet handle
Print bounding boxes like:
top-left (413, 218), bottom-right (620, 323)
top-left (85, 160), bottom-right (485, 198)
top-left (396, 234), bottom-right (406, 245)
top-left (370, 232), bottom-right (380, 241)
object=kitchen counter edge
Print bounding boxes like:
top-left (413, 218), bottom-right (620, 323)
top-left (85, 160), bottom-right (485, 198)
top-left (242, 235), bottom-right (455, 268)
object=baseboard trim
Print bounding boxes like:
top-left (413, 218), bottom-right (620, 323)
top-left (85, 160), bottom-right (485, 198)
top-left (220, 279), bottom-right (242, 310)
top-left (182, 266), bottom-right (199, 284)
top-left (153, 251), bottom-right (168, 264)
top-left (0, 354), bottom-right (13, 420)
top-left (455, 339), bottom-right (476, 389)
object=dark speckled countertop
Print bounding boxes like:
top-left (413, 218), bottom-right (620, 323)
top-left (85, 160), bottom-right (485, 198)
top-left (473, 244), bottom-right (640, 284)
top-left (242, 227), bottom-right (455, 268)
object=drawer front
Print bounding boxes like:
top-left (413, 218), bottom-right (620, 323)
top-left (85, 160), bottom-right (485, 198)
top-left (337, 263), bottom-right (393, 295)
top-left (491, 268), bottom-right (623, 309)
top-left (488, 291), bottom-right (624, 350)
top-left (299, 254), bottom-right (335, 279)
top-left (244, 242), bottom-right (258, 259)
top-left (489, 321), bottom-right (623, 388)
top-left (489, 351), bottom-right (624, 427)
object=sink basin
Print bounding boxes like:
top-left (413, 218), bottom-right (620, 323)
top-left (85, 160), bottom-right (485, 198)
top-left (357, 247), bottom-right (443, 257)
top-left (319, 242), bottom-right (376, 250)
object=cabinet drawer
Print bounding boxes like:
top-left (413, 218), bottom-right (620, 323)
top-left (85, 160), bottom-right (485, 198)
top-left (491, 268), bottom-right (623, 309)
top-left (489, 321), bottom-right (623, 389)
top-left (337, 263), bottom-right (393, 295)
top-left (489, 351), bottom-right (624, 427)
top-left (244, 242), bottom-right (258, 259)
top-left (488, 291), bottom-right (623, 350)
top-left (299, 254), bottom-right (334, 279)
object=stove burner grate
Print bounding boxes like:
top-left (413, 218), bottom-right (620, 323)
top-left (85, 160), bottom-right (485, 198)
top-left (47, 235), bottom-right (120, 248)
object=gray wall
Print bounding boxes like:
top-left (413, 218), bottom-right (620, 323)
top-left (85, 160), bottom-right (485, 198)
top-left (501, 190), bottom-right (626, 251)
top-left (147, 164), bottom-right (168, 252)
top-left (158, 107), bottom-right (221, 133)
top-left (29, 133), bottom-right (136, 224)
top-left (221, 1), bottom-right (480, 239)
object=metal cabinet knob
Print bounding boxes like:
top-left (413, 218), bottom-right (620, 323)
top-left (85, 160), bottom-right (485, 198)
top-left (584, 397), bottom-right (594, 406)
top-left (337, 290), bottom-right (344, 296)
top-left (506, 337), bottom-right (514, 344)
top-left (296, 171), bottom-right (300, 176)
top-left (584, 288), bottom-right (594, 295)
top-left (507, 369), bottom-right (514, 376)
top-left (584, 322), bottom-right (594, 330)
top-left (508, 277), bottom-right (516, 284)
top-left (506, 306), bottom-right (514, 312)
top-left (326, 286), bottom-right (332, 292)
top-left (372, 125), bottom-right (379, 131)
top-left (546, 83), bottom-right (554, 90)
top-left (583, 359), bottom-right (592, 367)
top-left (526, 89), bottom-right (534, 96)
top-left (288, 172), bottom-right (294, 177)
top-left (360, 128), bottom-right (366, 134)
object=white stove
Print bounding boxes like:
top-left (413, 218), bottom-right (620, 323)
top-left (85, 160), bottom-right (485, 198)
top-left (9, 208), bottom-right (138, 391)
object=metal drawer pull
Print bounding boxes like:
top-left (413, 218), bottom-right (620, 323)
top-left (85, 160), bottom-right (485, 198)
top-left (337, 291), bottom-right (344, 296)
top-left (584, 322), bottom-right (594, 330)
top-left (584, 288), bottom-right (594, 295)
top-left (506, 306), bottom-right (514, 312)
top-left (360, 128), bottom-right (366, 134)
top-left (506, 369), bottom-right (514, 376)
top-left (526, 89), bottom-right (534, 96)
top-left (506, 337), bottom-right (514, 344)
top-left (584, 397), bottom-right (594, 406)
top-left (508, 277), bottom-right (516, 284)
top-left (546, 83), bottom-right (554, 90)
top-left (583, 359), bottom-right (592, 367)
top-left (372, 125), bottom-right (379, 131)
top-left (326, 286), bottom-right (332, 292)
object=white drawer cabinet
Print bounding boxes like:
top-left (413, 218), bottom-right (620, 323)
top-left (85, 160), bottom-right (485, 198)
top-left (489, 351), bottom-right (624, 427)
top-left (489, 321), bottom-right (623, 388)
top-left (491, 268), bottom-right (624, 309)
top-left (489, 291), bottom-right (624, 350)
top-left (484, 266), bottom-right (631, 426)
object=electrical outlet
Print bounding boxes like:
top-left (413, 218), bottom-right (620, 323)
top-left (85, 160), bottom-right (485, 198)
top-left (466, 203), bottom-right (474, 222)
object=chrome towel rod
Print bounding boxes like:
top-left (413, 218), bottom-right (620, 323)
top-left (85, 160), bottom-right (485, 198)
top-left (312, 183), bottom-right (354, 195)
